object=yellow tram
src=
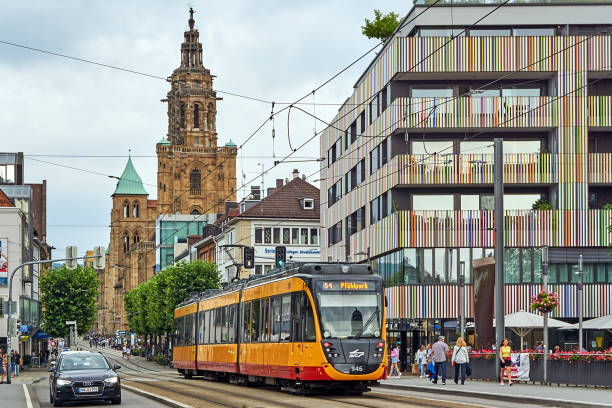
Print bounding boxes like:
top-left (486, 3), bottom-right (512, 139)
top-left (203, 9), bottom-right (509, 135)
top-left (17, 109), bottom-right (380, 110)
top-left (172, 263), bottom-right (387, 394)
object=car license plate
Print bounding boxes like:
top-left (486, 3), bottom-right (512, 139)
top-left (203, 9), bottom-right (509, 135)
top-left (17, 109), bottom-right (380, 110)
top-left (78, 387), bottom-right (98, 393)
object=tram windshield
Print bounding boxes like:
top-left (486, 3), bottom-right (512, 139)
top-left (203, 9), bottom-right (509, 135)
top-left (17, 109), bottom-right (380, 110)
top-left (317, 291), bottom-right (382, 339)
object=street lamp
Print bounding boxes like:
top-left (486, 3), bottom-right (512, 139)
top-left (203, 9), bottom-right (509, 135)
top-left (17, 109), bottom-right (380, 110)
top-left (459, 261), bottom-right (466, 340)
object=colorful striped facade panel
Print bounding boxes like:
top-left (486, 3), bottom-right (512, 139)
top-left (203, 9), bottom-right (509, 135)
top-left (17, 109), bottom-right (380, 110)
top-left (386, 284), bottom-right (612, 320)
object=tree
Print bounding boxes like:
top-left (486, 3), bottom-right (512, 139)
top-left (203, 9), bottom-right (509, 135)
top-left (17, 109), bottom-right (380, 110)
top-left (362, 9), bottom-right (401, 41)
top-left (40, 265), bottom-right (100, 338)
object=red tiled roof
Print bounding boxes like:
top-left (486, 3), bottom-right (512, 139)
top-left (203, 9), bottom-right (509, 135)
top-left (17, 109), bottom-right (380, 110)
top-left (147, 199), bottom-right (157, 208)
top-left (0, 188), bottom-right (14, 207)
top-left (237, 178), bottom-right (319, 220)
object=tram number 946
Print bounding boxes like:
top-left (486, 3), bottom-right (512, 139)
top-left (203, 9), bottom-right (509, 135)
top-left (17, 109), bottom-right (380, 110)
top-left (350, 364), bottom-right (365, 373)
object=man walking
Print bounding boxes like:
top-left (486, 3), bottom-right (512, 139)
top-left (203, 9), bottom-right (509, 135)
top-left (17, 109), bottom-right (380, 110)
top-left (431, 336), bottom-right (449, 385)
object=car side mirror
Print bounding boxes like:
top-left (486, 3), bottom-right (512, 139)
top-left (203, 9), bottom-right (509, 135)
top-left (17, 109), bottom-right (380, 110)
top-left (113, 364), bottom-right (121, 370)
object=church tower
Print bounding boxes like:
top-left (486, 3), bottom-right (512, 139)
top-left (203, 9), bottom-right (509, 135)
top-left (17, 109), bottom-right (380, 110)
top-left (157, 8), bottom-right (237, 216)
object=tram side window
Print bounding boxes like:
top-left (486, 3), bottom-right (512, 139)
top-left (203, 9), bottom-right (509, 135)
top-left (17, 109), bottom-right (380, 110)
top-left (227, 304), bottom-right (236, 343)
top-left (251, 299), bottom-right (261, 342)
top-left (270, 296), bottom-right (281, 342)
top-left (198, 310), bottom-right (205, 344)
top-left (304, 294), bottom-right (316, 342)
top-left (184, 313), bottom-right (194, 346)
top-left (281, 295), bottom-right (292, 341)
top-left (292, 292), bottom-right (304, 342)
top-left (206, 310), bottom-right (213, 344)
top-left (221, 307), bottom-right (229, 343)
top-left (258, 298), bottom-right (269, 342)
top-left (214, 307), bottom-right (222, 343)
top-left (242, 302), bottom-right (251, 343)
top-left (174, 317), bottom-right (183, 346)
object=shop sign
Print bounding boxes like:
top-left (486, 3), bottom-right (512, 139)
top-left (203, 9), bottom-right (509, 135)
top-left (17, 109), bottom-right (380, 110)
top-left (19, 335), bottom-right (30, 342)
top-left (0, 238), bottom-right (8, 286)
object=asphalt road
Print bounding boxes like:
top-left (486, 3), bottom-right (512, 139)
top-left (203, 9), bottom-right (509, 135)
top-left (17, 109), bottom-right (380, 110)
top-left (32, 379), bottom-right (169, 408)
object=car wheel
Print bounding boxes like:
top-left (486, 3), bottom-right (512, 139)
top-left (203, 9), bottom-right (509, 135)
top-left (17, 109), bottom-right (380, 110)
top-left (52, 397), bottom-right (63, 407)
top-left (111, 396), bottom-right (122, 405)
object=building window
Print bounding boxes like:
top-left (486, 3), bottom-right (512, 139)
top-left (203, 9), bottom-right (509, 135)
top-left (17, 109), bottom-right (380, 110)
top-left (302, 198), bottom-right (314, 209)
top-left (371, 192), bottom-right (390, 224)
top-left (207, 103), bottom-right (214, 130)
top-left (132, 201), bottom-right (139, 218)
top-left (264, 228), bottom-right (272, 244)
top-left (123, 201), bottom-right (130, 218)
top-left (194, 104), bottom-right (200, 128)
top-left (282, 228), bottom-right (290, 244)
top-left (328, 221), bottom-right (342, 246)
top-left (273, 227), bottom-right (281, 244)
top-left (310, 228), bottom-right (319, 245)
top-left (291, 228), bottom-right (299, 245)
top-left (255, 227), bottom-right (262, 244)
top-left (133, 231), bottom-right (140, 244)
top-left (300, 228), bottom-right (309, 245)
top-left (255, 265), bottom-right (263, 275)
top-left (123, 233), bottom-right (129, 253)
top-left (180, 104), bottom-right (186, 127)
top-left (190, 208), bottom-right (201, 215)
top-left (190, 169), bottom-right (201, 192)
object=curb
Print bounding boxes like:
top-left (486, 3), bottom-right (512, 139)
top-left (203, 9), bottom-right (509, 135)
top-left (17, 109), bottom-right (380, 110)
top-left (378, 384), bottom-right (612, 408)
top-left (122, 384), bottom-right (193, 408)
top-left (26, 384), bottom-right (41, 408)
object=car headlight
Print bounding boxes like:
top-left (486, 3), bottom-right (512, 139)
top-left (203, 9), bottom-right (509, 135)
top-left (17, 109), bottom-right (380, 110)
top-left (56, 379), bottom-right (71, 386)
top-left (104, 376), bottom-right (118, 384)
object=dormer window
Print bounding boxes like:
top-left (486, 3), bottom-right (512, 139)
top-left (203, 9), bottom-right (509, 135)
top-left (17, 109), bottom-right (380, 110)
top-left (300, 198), bottom-right (314, 210)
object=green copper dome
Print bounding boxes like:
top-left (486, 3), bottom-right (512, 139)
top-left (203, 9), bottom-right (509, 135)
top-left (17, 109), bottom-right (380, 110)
top-left (157, 137), bottom-right (171, 146)
top-left (225, 139), bottom-right (237, 147)
top-left (112, 157), bottom-right (148, 196)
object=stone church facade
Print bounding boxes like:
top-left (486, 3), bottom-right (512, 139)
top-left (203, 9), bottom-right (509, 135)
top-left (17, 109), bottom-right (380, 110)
top-left (98, 9), bottom-right (237, 335)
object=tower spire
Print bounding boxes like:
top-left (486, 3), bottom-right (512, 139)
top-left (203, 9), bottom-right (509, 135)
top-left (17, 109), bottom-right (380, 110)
top-left (188, 7), bottom-right (195, 31)
top-left (179, 7), bottom-right (203, 69)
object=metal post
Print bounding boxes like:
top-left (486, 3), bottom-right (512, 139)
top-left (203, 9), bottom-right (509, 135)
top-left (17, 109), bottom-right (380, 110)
top-left (542, 246), bottom-right (549, 384)
top-left (459, 261), bottom-right (466, 340)
top-left (494, 138), bottom-right (505, 378)
top-left (578, 253), bottom-right (584, 351)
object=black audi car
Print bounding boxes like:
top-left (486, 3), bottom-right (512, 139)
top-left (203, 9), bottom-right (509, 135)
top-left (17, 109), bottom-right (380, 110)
top-left (49, 351), bottom-right (121, 406)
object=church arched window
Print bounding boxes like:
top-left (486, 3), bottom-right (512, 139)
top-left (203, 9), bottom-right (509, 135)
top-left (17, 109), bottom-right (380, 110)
top-left (123, 201), bottom-right (130, 218)
top-left (190, 169), bottom-right (201, 192)
top-left (191, 208), bottom-right (201, 215)
top-left (132, 201), bottom-right (140, 218)
top-left (123, 232), bottom-right (130, 253)
top-left (194, 104), bottom-right (200, 128)
top-left (133, 231), bottom-right (140, 244)
top-left (207, 103), bottom-right (214, 130)
top-left (180, 104), bottom-right (186, 127)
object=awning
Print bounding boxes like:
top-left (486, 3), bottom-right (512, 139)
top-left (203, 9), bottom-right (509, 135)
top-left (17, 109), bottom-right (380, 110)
top-left (32, 330), bottom-right (50, 339)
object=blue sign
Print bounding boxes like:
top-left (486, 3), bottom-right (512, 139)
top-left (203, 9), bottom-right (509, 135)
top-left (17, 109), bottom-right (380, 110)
top-left (18, 324), bottom-right (29, 333)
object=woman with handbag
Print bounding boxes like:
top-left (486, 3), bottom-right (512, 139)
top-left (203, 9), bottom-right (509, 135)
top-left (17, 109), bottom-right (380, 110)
top-left (451, 337), bottom-right (470, 385)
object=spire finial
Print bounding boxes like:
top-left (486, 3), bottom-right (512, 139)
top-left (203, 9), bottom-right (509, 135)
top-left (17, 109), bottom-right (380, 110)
top-left (128, 149), bottom-right (132, 158)
top-left (188, 7), bottom-right (195, 30)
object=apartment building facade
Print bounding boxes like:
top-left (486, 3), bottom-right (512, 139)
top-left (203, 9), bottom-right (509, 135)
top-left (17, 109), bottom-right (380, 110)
top-left (320, 0), bottom-right (612, 358)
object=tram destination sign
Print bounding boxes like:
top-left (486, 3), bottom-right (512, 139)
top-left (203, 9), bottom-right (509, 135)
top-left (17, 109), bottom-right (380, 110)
top-left (321, 281), bottom-right (371, 290)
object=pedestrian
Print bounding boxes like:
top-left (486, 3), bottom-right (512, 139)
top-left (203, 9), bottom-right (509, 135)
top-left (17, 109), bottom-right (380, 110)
top-left (535, 341), bottom-right (543, 353)
top-left (389, 343), bottom-right (400, 378)
top-left (416, 345), bottom-right (427, 378)
top-left (431, 336), bottom-right (449, 385)
top-left (499, 338), bottom-right (513, 386)
top-left (451, 337), bottom-right (470, 385)
top-left (0, 350), bottom-right (5, 384)
top-left (553, 345), bottom-right (561, 353)
top-left (122, 345), bottom-right (127, 359)
top-left (126, 345), bottom-right (131, 361)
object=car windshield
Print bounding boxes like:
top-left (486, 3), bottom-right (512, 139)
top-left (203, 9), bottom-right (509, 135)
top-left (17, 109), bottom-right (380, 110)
top-left (317, 291), bottom-right (382, 339)
top-left (59, 354), bottom-right (109, 371)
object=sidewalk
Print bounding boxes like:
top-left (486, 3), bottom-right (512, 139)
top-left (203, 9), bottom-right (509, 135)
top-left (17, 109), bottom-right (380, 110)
top-left (7, 367), bottom-right (47, 384)
top-left (78, 341), bottom-right (175, 374)
top-left (381, 375), bottom-right (612, 408)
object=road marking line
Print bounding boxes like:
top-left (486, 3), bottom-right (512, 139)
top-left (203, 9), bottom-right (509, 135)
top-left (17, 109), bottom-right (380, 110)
top-left (23, 384), bottom-right (33, 408)
top-left (122, 384), bottom-right (193, 408)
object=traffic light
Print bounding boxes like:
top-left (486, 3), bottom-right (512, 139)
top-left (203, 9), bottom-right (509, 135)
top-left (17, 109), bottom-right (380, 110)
top-left (243, 246), bottom-right (255, 269)
top-left (275, 246), bottom-right (286, 268)
top-left (93, 246), bottom-right (106, 269)
top-left (66, 246), bottom-right (78, 270)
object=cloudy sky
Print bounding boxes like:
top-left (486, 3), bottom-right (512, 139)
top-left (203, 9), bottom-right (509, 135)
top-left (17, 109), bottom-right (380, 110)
top-left (0, 0), bottom-right (408, 257)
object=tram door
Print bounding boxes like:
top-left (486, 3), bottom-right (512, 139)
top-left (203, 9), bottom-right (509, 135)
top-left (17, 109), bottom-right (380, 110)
top-left (292, 292), bottom-right (305, 364)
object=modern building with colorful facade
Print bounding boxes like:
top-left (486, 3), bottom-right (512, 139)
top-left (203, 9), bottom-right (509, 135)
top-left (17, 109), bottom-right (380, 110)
top-left (320, 0), bottom-right (612, 363)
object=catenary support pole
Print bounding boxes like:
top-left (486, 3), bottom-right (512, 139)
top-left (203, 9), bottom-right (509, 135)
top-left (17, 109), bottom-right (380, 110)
top-left (542, 246), bottom-right (549, 384)
top-left (578, 253), bottom-right (584, 351)
top-left (494, 138), bottom-right (505, 379)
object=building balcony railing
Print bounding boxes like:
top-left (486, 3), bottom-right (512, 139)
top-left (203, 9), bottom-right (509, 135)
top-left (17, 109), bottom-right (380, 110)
top-left (395, 209), bottom-right (612, 248)
top-left (190, 188), bottom-right (202, 196)
top-left (587, 96), bottom-right (612, 127)
top-left (380, 153), bottom-right (612, 186)
top-left (396, 96), bottom-right (557, 129)
top-left (131, 241), bottom-right (155, 251)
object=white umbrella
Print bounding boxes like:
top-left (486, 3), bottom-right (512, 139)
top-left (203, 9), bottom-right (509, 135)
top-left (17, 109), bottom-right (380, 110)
top-left (569, 314), bottom-right (612, 334)
top-left (493, 310), bottom-right (574, 350)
